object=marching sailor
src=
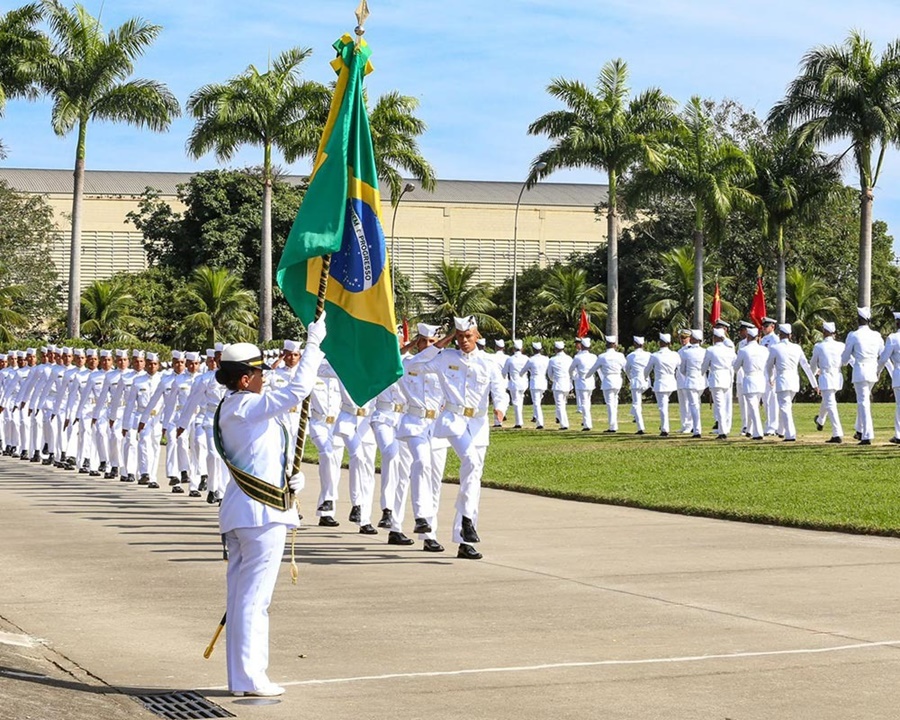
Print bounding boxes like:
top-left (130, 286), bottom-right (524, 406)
top-left (812, 321), bottom-right (846, 443)
top-left (569, 338), bottom-right (597, 431)
top-left (645, 333), bottom-right (680, 436)
top-left (765, 323), bottom-right (816, 442)
top-left (502, 339), bottom-right (528, 429)
top-left (523, 341), bottom-right (549, 429)
top-left (547, 340), bottom-right (573, 430)
top-left (701, 328), bottom-right (736, 439)
top-left (841, 307), bottom-right (884, 445)
top-left (625, 337), bottom-right (651, 435)
top-left (732, 327), bottom-right (768, 440)
top-left (590, 335), bottom-right (626, 433)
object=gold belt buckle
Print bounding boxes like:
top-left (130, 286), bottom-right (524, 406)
top-left (425, 409), bottom-right (436, 419)
top-left (393, 403), bottom-right (404, 412)
top-left (325, 415), bottom-right (335, 424)
top-left (356, 408), bottom-right (366, 417)
top-left (150, 410), bottom-right (157, 417)
top-left (463, 407), bottom-right (475, 418)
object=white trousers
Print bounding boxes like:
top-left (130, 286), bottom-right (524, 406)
top-left (576, 389), bottom-right (593, 429)
top-left (603, 389), bottom-right (619, 430)
top-left (737, 388), bottom-right (747, 433)
top-left (743, 393), bottom-right (763, 439)
top-left (710, 387), bottom-right (732, 436)
top-left (630, 388), bottom-right (645, 432)
top-left (346, 428), bottom-right (377, 526)
top-left (530, 389), bottom-right (545, 427)
top-left (684, 389), bottom-right (702, 435)
top-left (654, 391), bottom-right (671, 433)
top-left (446, 429), bottom-right (487, 545)
top-left (509, 388), bottom-right (525, 427)
top-left (817, 389), bottom-right (843, 438)
top-left (677, 388), bottom-right (689, 432)
top-left (138, 422), bottom-right (162, 477)
top-left (224, 523), bottom-right (287, 693)
top-left (372, 421), bottom-right (401, 513)
top-left (764, 384), bottom-right (779, 434)
top-left (776, 390), bottom-right (797, 440)
top-left (405, 433), bottom-right (448, 541)
top-left (311, 424), bottom-right (344, 516)
top-left (553, 390), bottom-right (569, 429)
top-left (854, 381), bottom-right (875, 440)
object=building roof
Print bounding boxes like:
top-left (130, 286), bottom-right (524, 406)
top-left (0, 168), bottom-right (608, 207)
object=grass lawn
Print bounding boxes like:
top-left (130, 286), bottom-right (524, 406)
top-left (460, 401), bottom-right (900, 535)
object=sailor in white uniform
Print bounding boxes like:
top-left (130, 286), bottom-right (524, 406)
top-left (645, 333), bottom-right (681, 436)
top-left (877, 312), bottom-right (900, 443)
top-left (547, 340), bottom-right (573, 430)
top-left (678, 329), bottom-right (707, 437)
top-left (502, 339), bottom-right (529, 428)
top-left (812, 321), bottom-right (846, 443)
top-left (841, 307), bottom-right (884, 445)
top-left (569, 338), bottom-right (597, 431)
top-left (701, 328), bottom-right (736, 438)
top-left (765, 323), bottom-right (816, 442)
top-left (759, 318), bottom-right (780, 435)
top-left (523, 341), bottom-right (550, 429)
top-left (625, 336), bottom-right (651, 435)
top-left (589, 335), bottom-right (627, 432)
top-left (732, 327), bottom-right (768, 440)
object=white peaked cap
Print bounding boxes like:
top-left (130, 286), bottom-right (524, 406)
top-left (417, 322), bottom-right (440, 338)
top-left (713, 328), bottom-right (725, 338)
top-left (893, 311), bottom-right (900, 321)
top-left (72, 348), bottom-right (84, 357)
top-left (61, 346), bottom-right (72, 354)
top-left (822, 321), bottom-right (836, 333)
top-left (532, 341), bottom-right (542, 350)
top-left (495, 339), bottom-right (505, 348)
top-left (114, 349), bottom-right (127, 358)
top-left (778, 323), bottom-right (792, 335)
top-left (747, 327), bottom-right (759, 338)
top-left (27, 347), bottom-right (37, 355)
top-left (171, 350), bottom-right (184, 360)
top-left (633, 336), bottom-right (644, 345)
top-left (146, 352), bottom-right (159, 362)
top-left (214, 342), bottom-right (224, 352)
top-left (454, 315), bottom-right (477, 331)
top-left (659, 333), bottom-right (671, 343)
top-left (185, 351), bottom-right (200, 362)
top-left (690, 329), bottom-right (703, 341)
top-left (679, 328), bottom-right (691, 336)
top-left (604, 335), bottom-right (617, 344)
top-left (581, 338), bottom-right (592, 347)
top-left (553, 340), bottom-right (565, 350)
top-left (206, 349), bottom-right (216, 358)
top-left (513, 339), bottom-right (523, 350)
top-left (132, 349), bottom-right (145, 358)
top-left (857, 306), bottom-right (871, 320)
top-left (85, 348), bottom-right (97, 357)
top-left (476, 338), bottom-right (486, 346)
top-left (283, 339), bottom-right (301, 353)
top-left (221, 342), bottom-right (270, 369)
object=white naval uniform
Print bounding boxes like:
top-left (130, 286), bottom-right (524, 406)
top-left (759, 330), bottom-right (780, 434)
top-left (94, 368), bottom-right (126, 471)
top-left (645, 347), bottom-right (680, 434)
top-left (765, 339), bottom-right (816, 441)
top-left (407, 345), bottom-right (509, 545)
top-left (523, 353), bottom-right (550, 428)
top-left (625, 348), bottom-right (651, 433)
top-left (123, 371), bottom-right (162, 479)
top-left (502, 351), bottom-right (529, 427)
top-left (76, 367), bottom-right (109, 469)
top-left (218, 342), bottom-right (322, 695)
top-left (878, 331), bottom-right (900, 439)
top-left (569, 349), bottom-right (597, 429)
top-left (370, 379), bottom-right (413, 533)
top-left (678, 344), bottom-right (707, 435)
top-left (733, 342), bottom-right (769, 439)
top-left (110, 368), bottom-right (142, 478)
top-left (700, 342), bottom-right (736, 436)
top-left (397, 354), bottom-right (449, 542)
top-left (308, 366), bottom-right (345, 519)
top-left (812, 337), bottom-right (847, 439)
top-left (735, 338), bottom-right (749, 433)
top-left (841, 325), bottom-right (884, 442)
top-left (547, 351), bottom-right (573, 430)
top-left (590, 348), bottom-right (627, 432)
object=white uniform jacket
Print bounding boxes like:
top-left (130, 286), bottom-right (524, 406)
top-left (700, 343), bottom-right (736, 390)
top-left (733, 342), bottom-right (769, 395)
top-left (811, 337), bottom-right (847, 391)
top-left (589, 349), bottom-right (627, 391)
top-left (841, 326), bottom-right (884, 383)
top-left (625, 349), bottom-right (652, 393)
top-left (569, 350), bottom-right (598, 391)
top-left (765, 340), bottom-right (816, 393)
top-left (678, 344), bottom-right (708, 391)
top-left (645, 348), bottom-right (680, 393)
top-left (547, 352), bottom-right (573, 393)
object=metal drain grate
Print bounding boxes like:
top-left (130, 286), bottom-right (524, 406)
top-left (134, 691), bottom-right (235, 719)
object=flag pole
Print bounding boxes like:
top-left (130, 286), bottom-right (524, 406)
top-left (288, 2), bottom-right (370, 484)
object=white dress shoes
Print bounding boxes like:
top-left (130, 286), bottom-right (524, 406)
top-left (232, 684), bottom-right (285, 697)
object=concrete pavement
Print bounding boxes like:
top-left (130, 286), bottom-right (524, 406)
top-left (2, 452), bottom-right (900, 719)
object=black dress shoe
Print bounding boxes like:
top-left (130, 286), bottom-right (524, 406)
top-left (148, 481), bottom-right (160, 489)
top-left (536, 425), bottom-right (544, 430)
top-left (188, 490), bottom-right (201, 497)
top-left (716, 434), bottom-right (727, 440)
top-left (890, 437), bottom-right (900, 444)
top-left (78, 467), bottom-right (89, 474)
top-left (98, 461), bottom-right (107, 472)
top-left (138, 474), bottom-right (150, 485)
top-left (604, 429), bottom-right (616, 433)
top-left (859, 439), bottom-right (872, 445)
top-left (318, 516), bottom-right (340, 527)
top-left (168, 476), bottom-right (180, 486)
top-left (171, 485), bottom-right (184, 494)
top-left (814, 415), bottom-right (823, 431)
top-left (636, 430), bottom-right (645, 435)
top-left (198, 478), bottom-right (208, 491)
top-left (461, 516), bottom-right (480, 544)
top-left (121, 475), bottom-right (135, 483)
top-left (752, 436), bottom-right (763, 440)
top-left (660, 431), bottom-right (669, 437)
top-left (776, 434), bottom-right (784, 439)
top-left (89, 470), bottom-right (101, 477)
top-left (377, 508), bottom-right (392, 529)
top-left (582, 427), bottom-right (591, 432)
top-left (359, 524), bottom-right (377, 535)
top-left (783, 438), bottom-right (796, 442)
top-left (457, 543), bottom-right (482, 560)
top-left (388, 531), bottom-right (414, 546)
top-left (692, 433), bottom-right (701, 439)
top-left (413, 517), bottom-right (432, 534)
top-left (349, 505), bottom-right (361, 523)
top-left (41, 458), bottom-right (52, 465)
top-left (514, 424), bottom-right (522, 429)
top-left (317, 500), bottom-right (334, 513)
top-left (181, 470), bottom-right (189, 484)
top-left (854, 431), bottom-right (862, 440)
top-left (206, 491), bottom-right (216, 503)
top-left (30, 452), bottom-right (41, 462)
top-left (826, 436), bottom-right (843, 443)
top-left (197, 474), bottom-right (206, 486)
top-left (423, 539), bottom-right (445, 553)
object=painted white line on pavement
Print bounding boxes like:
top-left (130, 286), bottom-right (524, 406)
top-left (0, 631), bottom-right (37, 648)
top-left (277, 640), bottom-right (900, 687)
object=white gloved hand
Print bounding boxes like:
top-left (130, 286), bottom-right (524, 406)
top-left (306, 310), bottom-right (327, 346)
top-left (288, 472), bottom-right (305, 493)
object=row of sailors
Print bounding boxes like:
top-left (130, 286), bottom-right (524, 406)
top-left (470, 307), bottom-right (900, 445)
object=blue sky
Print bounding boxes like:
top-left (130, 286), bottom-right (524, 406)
top-left (3, 0), bottom-right (900, 253)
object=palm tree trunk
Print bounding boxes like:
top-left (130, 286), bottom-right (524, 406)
top-left (606, 173), bottom-right (618, 337)
top-left (776, 224), bottom-right (786, 323)
top-left (259, 151), bottom-right (273, 342)
top-left (692, 227), bottom-right (704, 328)
top-left (858, 186), bottom-right (873, 308)
top-left (67, 120), bottom-right (87, 338)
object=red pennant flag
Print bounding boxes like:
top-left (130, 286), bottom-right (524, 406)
top-left (401, 318), bottom-right (409, 344)
top-left (577, 307), bottom-right (590, 338)
top-left (709, 282), bottom-right (721, 326)
top-left (749, 277), bottom-right (767, 329)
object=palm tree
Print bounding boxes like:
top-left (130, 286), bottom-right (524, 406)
top-left (80, 279), bottom-right (140, 346)
top-left (369, 90), bottom-right (436, 204)
top-left (768, 31), bottom-right (900, 308)
top-left (40, 0), bottom-right (180, 338)
top-left (527, 59), bottom-right (676, 336)
top-left (180, 266), bottom-right (257, 348)
top-left (746, 128), bottom-right (840, 321)
top-left (186, 47), bottom-right (329, 343)
top-left (640, 246), bottom-right (738, 332)
top-left (420, 260), bottom-right (503, 334)
top-left (536, 266), bottom-right (606, 336)
top-left (785, 267), bottom-right (840, 343)
top-left (629, 96), bottom-right (754, 326)
top-left (0, 3), bottom-right (48, 114)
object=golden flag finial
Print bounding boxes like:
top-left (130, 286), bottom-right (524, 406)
top-left (355, 0), bottom-right (370, 46)
top-left (757, 265), bottom-right (763, 278)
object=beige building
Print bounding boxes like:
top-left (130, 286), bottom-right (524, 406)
top-left (0, 168), bottom-right (609, 295)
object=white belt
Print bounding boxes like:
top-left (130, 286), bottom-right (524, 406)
top-left (310, 409), bottom-right (336, 424)
top-left (444, 403), bottom-right (487, 418)
top-left (341, 403), bottom-right (368, 417)
top-left (376, 400), bottom-right (405, 413)
top-left (406, 406), bottom-right (437, 420)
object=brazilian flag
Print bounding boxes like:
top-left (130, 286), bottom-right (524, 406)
top-left (277, 34), bottom-right (402, 406)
